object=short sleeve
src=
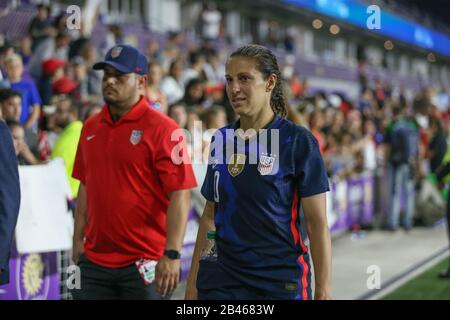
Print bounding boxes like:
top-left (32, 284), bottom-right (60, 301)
top-left (201, 162), bottom-right (215, 202)
top-left (294, 128), bottom-right (330, 198)
top-left (29, 81), bottom-right (42, 106)
top-left (154, 120), bottom-right (197, 193)
top-left (200, 130), bottom-right (224, 202)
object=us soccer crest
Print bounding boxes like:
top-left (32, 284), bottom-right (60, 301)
top-left (258, 153), bottom-right (277, 175)
top-left (130, 130), bottom-right (143, 145)
top-left (228, 154), bottom-right (246, 177)
top-left (110, 46), bottom-right (123, 58)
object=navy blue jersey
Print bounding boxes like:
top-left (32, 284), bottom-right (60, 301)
top-left (199, 115), bottom-right (329, 300)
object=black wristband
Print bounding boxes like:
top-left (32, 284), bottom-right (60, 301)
top-left (164, 250), bottom-right (181, 260)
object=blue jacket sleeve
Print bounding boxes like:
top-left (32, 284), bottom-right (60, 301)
top-left (0, 120), bottom-right (21, 285)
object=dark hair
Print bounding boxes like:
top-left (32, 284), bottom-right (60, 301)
top-left (189, 51), bottom-right (205, 66)
top-left (168, 101), bottom-right (187, 118)
top-left (0, 89), bottom-right (22, 103)
top-left (183, 78), bottom-right (205, 106)
top-left (200, 105), bottom-right (226, 129)
top-left (169, 59), bottom-right (183, 77)
top-left (57, 95), bottom-right (79, 114)
top-left (37, 4), bottom-right (50, 15)
top-left (229, 44), bottom-right (287, 117)
top-left (392, 104), bottom-right (405, 117)
top-left (413, 94), bottom-right (431, 114)
top-left (5, 119), bottom-right (22, 131)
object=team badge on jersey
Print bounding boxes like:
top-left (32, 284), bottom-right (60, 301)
top-left (130, 130), bottom-right (143, 145)
top-left (258, 153), bottom-right (276, 175)
top-left (110, 46), bottom-right (123, 58)
top-left (228, 154), bottom-right (246, 177)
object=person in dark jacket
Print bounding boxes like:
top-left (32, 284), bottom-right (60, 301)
top-left (0, 119), bottom-right (21, 285)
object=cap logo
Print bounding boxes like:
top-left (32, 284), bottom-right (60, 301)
top-left (110, 46), bottom-right (123, 59)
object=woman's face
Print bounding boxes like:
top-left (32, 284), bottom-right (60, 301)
top-left (170, 105), bottom-right (188, 128)
top-left (11, 126), bottom-right (25, 155)
top-left (225, 56), bottom-right (274, 117)
top-left (148, 64), bottom-right (162, 85)
top-left (171, 61), bottom-right (183, 79)
top-left (188, 83), bottom-right (204, 101)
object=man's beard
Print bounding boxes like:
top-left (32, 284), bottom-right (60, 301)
top-left (104, 95), bottom-right (128, 109)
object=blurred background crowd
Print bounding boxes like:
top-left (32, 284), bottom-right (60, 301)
top-left (0, 0), bottom-right (449, 232)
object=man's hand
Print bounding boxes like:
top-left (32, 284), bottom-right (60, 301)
top-left (72, 239), bottom-right (85, 264)
top-left (155, 255), bottom-right (180, 297)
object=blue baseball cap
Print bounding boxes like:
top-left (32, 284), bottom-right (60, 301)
top-left (93, 44), bottom-right (148, 75)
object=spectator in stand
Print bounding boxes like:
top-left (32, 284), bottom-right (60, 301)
top-left (200, 2), bottom-right (222, 41)
top-left (101, 25), bottom-right (125, 56)
top-left (146, 40), bottom-right (163, 66)
top-left (79, 43), bottom-right (102, 99)
top-left (82, 103), bottom-right (102, 122)
top-left (69, 56), bottom-right (89, 103)
top-left (28, 4), bottom-right (53, 52)
top-left (146, 62), bottom-right (168, 114)
top-left (182, 51), bottom-right (207, 86)
top-left (428, 117), bottom-right (447, 174)
top-left (0, 88), bottom-right (39, 157)
top-left (0, 43), bottom-right (14, 82)
top-left (39, 58), bottom-right (66, 105)
top-left (69, 56), bottom-right (101, 103)
top-left (6, 120), bottom-right (39, 165)
top-left (308, 110), bottom-right (326, 155)
top-left (362, 119), bottom-right (378, 172)
top-left (18, 36), bottom-right (33, 69)
top-left (161, 59), bottom-right (185, 105)
top-left (51, 96), bottom-right (83, 198)
top-left (168, 102), bottom-right (188, 129)
top-left (28, 31), bottom-right (71, 80)
top-left (203, 49), bottom-right (225, 84)
top-left (200, 105), bottom-right (227, 131)
top-left (373, 78), bottom-right (387, 110)
top-left (52, 76), bottom-right (79, 98)
top-left (384, 105), bottom-right (420, 231)
top-left (182, 78), bottom-right (206, 110)
top-left (4, 54), bottom-right (42, 130)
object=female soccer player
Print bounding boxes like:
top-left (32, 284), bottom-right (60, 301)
top-left (186, 44), bottom-right (332, 300)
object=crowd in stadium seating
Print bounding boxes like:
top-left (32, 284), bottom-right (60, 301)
top-left (0, 3), bottom-right (448, 230)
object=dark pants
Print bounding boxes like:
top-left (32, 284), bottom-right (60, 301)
top-left (198, 285), bottom-right (274, 300)
top-left (71, 254), bottom-right (170, 300)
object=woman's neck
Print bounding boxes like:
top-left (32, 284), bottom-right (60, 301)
top-left (239, 108), bottom-right (275, 133)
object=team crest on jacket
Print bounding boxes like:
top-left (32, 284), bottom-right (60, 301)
top-left (130, 130), bottom-right (143, 145)
top-left (228, 154), bottom-right (246, 177)
top-left (110, 46), bottom-right (122, 58)
top-left (258, 153), bottom-right (276, 175)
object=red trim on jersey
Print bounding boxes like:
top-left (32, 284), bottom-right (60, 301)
top-left (291, 188), bottom-right (310, 300)
top-left (291, 189), bottom-right (307, 252)
top-left (298, 255), bottom-right (310, 300)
